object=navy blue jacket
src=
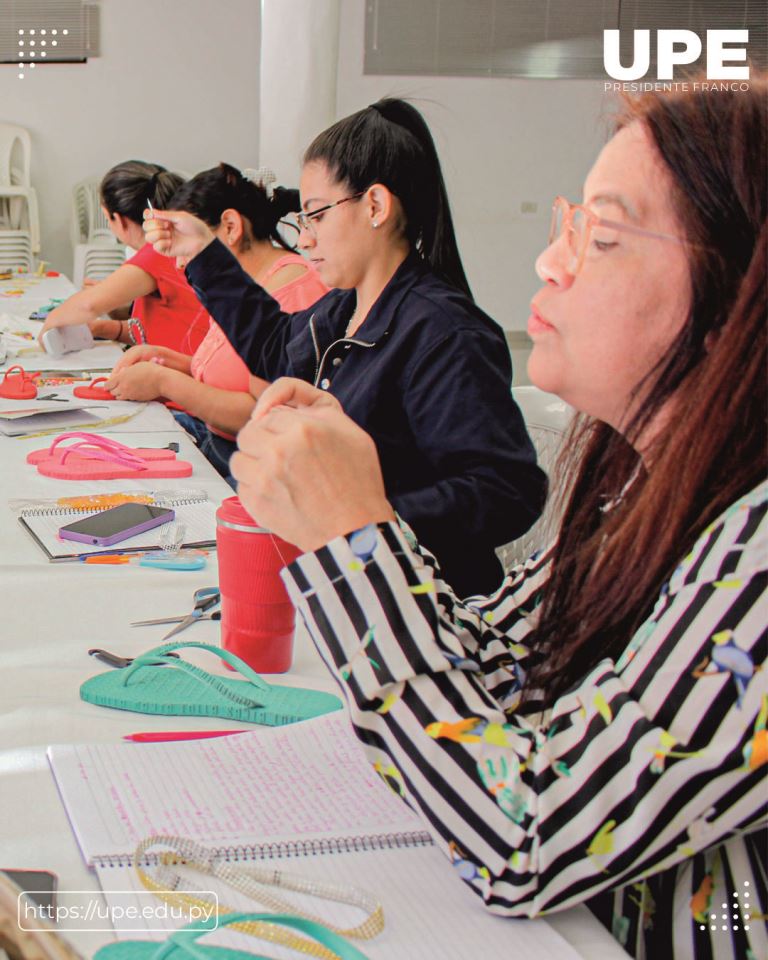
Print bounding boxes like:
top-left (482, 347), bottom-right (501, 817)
top-left (186, 241), bottom-right (546, 596)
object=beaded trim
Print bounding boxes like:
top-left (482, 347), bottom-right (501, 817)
top-left (133, 835), bottom-right (384, 958)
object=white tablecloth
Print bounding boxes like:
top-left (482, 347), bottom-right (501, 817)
top-left (0, 272), bottom-right (123, 373)
top-left (0, 401), bottom-right (627, 959)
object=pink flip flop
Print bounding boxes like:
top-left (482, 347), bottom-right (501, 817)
top-left (73, 377), bottom-right (116, 401)
top-left (27, 432), bottom-right (179, 466)
top-left (37, 446), bottom-right (193, 480)
top-left (0, 365), bottom-right (38, 400)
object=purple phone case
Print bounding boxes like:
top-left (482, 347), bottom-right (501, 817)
top-left (59, 508), bottom-right (175, 547)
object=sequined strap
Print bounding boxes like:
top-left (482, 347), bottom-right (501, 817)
top-left (133, 835), bottom-right (385, 958)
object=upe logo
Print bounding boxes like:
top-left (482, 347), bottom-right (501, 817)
top-left (604, 29), bottom-right (749, 81)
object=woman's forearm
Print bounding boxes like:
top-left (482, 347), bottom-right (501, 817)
top-left (45, 293), bottom-right (102, 329)
top-left (153, 347), bottom-right (193, 374)
top-left (157, 367), bottom-right (255, 434)
top-left (89, 317), bottom-right (129, 343)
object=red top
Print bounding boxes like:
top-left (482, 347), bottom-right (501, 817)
top-left (191, 254), bottom-right (328, 438)
top-left (126, 244), bottom-right (210, 353)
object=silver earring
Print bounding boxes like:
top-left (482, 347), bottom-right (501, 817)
top-left (372, 221), bottom-right (379, 229)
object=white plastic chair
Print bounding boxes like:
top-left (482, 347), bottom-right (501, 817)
top-left (71, 176), bottom-right (115, 248)
top-left (0, 186), bottom-right (40, 253)
top-left (0, 124), bottom-right (32, 187)
top-left (498, 386), bottom-right (574, 570)
top-left (70, 177), bottom-right (124, 286)
top-left (0, 124), bottom-right (39, 257)
top-left (0, 230), bottom-right (33, 272)
top-left (72, 241), bottom-right (127, 287)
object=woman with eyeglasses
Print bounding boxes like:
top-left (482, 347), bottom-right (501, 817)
top-left (143, 98), bottom-right (546, 598)
top-left (228, 81), bottom-right (767, 959)
top-left (103, 163), bottom-right (327, 484)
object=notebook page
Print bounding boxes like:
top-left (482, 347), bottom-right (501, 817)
top-left (48, 712), bottom-right (422, 864)
top-left (18, 495), bottom-right (216, 559)
top-left (95, 846), bottom-right (578, 959)
top-left (0, 408), bottom-right (106, 436)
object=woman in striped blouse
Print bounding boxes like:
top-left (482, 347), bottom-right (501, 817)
top-left (231, 81), bottom-right (767, 959)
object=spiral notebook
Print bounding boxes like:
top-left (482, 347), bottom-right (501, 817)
top-left (15, 489), bottom-right (217, 561)
top-left (48, 711), bottom-right (576, 957)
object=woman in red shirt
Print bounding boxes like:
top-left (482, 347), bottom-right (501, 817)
top-left (41, 160), bottom-right (210, 353)
top-left (105, 163), bottom-right (328, 482)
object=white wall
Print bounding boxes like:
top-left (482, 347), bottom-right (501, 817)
top-left (260, 0), bottom-right (340, 188)
top-left (0, 0), bottom-right (260, 276)
top-left (3, 0), bottom-right (613, 356)
top-left (335, 0), bottom-right (609, 343)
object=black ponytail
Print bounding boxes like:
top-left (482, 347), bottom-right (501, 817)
top-left (169, 163), bottom-right (297, 252)
top-left (100, 160), bottom-right (184, 225)
top-left (303, 97), bottom-right (472, 299)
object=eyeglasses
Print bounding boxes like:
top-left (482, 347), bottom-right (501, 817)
top-left (549, 196), bottom-right (687, 276)
top-left (295, 192), bottom-right (365, 234)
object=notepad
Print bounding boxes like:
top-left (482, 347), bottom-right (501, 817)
top-left (16, 489), bottom-right (217, 561)
top-left (48, 711), bottom-right (577, 958)
top-left (0, 404), bottom-right (107, 436)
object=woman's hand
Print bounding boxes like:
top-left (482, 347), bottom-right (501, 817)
top-left (143, 209), bottom-right (215, 262)
top-left (87, 317), bottom-right (125, 342)
top-left (231, 378), bottom-right (395, 552)
top-left (111, 344), bottom-right (166, 375)
top-left (104, 361), bottom-right (165, 402)
top-left (38, 303), bottom-right (80, 339)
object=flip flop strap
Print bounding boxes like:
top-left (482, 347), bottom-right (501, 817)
top-left (68, 440), bottom-right (146, 464)
top-left (139, 641), bottom-right (271, 690)
top-left (158, 912), bottom-right (370, 960)
top-left (2, 364), bottom-right (34, 384)
top-left (59, 443), bottom-right (147, 468)
top-left (120, 643), bottom-right (271, 709)
top-left (47, 431), bottom-right (129, 457)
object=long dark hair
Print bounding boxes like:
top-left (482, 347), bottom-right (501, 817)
top-left (169, 163), bottom-right (298, 252)
top-left (100, 160), bottom-right (183, 224)
top-left (524, 79), bottom-right (768, 706)
top-left (303, 97), bottom-right (472, 299)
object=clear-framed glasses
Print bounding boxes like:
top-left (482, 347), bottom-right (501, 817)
top-left (295, 192), bottom-right (365, 235)
top-left (549, 195), bottom-right (687, 276)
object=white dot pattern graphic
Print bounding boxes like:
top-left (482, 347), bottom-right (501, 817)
top-left (698, 881), bottom-right (756, 936)
top-left (15, 22), bottom-right (69, 79)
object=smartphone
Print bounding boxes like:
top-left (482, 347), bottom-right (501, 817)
top-left (41, 324), bottom-right (94, 358)
top-left (59, 503), bottom-right (175, 546)
top-left (2, 868), bottom-right (57, 914)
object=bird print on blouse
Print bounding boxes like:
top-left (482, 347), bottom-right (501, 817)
top-left (692, 629), bottom-right (759, 707)
top-left (743, 695), bottom-right (768, 771)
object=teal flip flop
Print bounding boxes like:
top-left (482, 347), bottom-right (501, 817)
top-left (92, 911), bottom-right (370, 959)
top-left (80, 641), bottom-right (342, 725)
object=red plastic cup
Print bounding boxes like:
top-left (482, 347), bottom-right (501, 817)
top-left (216, 496), bottom-right (302, 673)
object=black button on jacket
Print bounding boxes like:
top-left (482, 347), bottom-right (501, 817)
top-left (186, 242), bottom-right (546, 596)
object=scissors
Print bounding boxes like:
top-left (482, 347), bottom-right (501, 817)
top-left (88, 648), bottom-right (181, 668)
top-left (130, 587), bottom-right (221, 641)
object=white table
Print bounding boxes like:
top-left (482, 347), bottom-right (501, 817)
top-left (0, 402), bottom-right (627, 959)
top-left (0, 272), bottom-right (123, 374)
top-left (0, 273), bottom-right (76, 314)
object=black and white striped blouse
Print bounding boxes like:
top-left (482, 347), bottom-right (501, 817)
top-left (283, 481), bottom-right (767, 960)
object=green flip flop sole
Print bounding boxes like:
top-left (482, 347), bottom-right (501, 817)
top-left (80, 641), bottom-right (342, 726)
top-left (93, 911), bottom-right (370, 960)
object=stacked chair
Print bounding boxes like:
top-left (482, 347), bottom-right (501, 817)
top-left (0, 123), bottom-right (39, 274)
top-left (71, 176), bottom-right (125, 286)
top-left (497, 385), bottom-right (574, 571)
